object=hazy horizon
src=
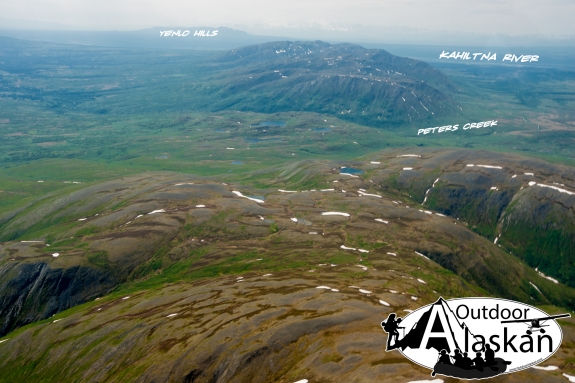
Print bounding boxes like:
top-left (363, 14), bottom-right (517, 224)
top-left (1, 0), bottom-right (573, 40)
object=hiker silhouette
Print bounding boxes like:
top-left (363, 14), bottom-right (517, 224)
top-left (381, 314), bottom-right (403, 350)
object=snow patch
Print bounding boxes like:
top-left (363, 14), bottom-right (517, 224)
top-left (322, 212), bottom-right (350, 217)
top-left (477, 165), bottom-right (503, 169)
top-left (536, 183), bottom-right (575, 196)
top-left (358, 191), bottom-right (382, 198)
top-left (232, 191), bottom-right (264, 203)
top-left (415, 251), bottom-right (430, 260)
top-left (529, 282), bottom-right (542, 294)
top-left (532, 365), bottom-right (558, 371)
top-left (536, 267), bottom-right (559, 284)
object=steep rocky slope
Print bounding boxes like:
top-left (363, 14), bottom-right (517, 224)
top-left (355, 149), bottom-right (575, 287)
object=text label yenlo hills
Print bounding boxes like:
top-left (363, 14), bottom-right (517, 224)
top-left (159, 30), bottom-right (219, 37)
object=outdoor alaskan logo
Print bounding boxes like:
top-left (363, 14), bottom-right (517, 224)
top-left (381, 297), bottom-right (570, 380)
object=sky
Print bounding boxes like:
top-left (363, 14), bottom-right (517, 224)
top-left (1, 0), bottom-right (574, 38)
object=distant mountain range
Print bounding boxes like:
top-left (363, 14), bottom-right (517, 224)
top-left (0, 26), bottom-right (290, 50)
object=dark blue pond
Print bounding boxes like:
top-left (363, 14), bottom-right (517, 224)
top-left (231, 161), bottom-right (244, 165)
top-left (340, 167), bottom-right (364, 175)
top-left (313, 128), bottom-right (331, 132)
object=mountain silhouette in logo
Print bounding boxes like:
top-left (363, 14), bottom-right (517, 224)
top-left (390, 297), bottom-right (472, 353)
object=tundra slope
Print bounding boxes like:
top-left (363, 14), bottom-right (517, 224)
top-left (1, 149), bottom-right (575, 339)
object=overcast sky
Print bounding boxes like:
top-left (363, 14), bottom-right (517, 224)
top-left (1, 0), bottom-right (574, 37)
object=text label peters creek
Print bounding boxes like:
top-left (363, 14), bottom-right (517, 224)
top-left (417, 120), bottom-right (497, 136)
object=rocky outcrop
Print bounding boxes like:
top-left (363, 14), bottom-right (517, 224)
top-left (0, 262), bottom-right (116, 336)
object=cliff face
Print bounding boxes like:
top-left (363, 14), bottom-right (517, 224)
top-left (498, 186), bottom-right (575, 286)
top-left (0, 262), bottom-right (116, 336)
top-left (373, 149), bottom-right (575, 287)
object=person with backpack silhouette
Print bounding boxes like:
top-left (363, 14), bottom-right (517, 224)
top-left (381, 314), bottom-right (403, 350)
